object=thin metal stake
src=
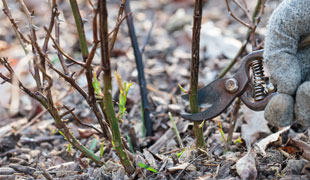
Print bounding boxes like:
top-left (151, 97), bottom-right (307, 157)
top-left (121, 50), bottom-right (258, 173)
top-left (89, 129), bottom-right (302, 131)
top-left (125, 0), bottom-right (152, 136)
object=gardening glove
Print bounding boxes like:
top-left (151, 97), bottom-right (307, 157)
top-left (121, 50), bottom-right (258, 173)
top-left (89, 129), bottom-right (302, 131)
top-left (263, 0), bottom-right (310, 128)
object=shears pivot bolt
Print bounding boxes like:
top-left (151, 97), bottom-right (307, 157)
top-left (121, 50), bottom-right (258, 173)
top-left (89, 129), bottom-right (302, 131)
top-left (266, 82), bottom-right (276, 93)
top-left (225, 78), bottom-right (239, 93)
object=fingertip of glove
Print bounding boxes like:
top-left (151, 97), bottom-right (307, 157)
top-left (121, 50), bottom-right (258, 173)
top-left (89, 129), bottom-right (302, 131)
top-left (264, 93), bottom-right (294, 127)
top-left (295, 81), bottom-right (310, 127)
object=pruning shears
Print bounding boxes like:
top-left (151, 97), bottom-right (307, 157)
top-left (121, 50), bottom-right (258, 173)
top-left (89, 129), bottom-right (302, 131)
top-left (181, 49), bottom-right (277, 121)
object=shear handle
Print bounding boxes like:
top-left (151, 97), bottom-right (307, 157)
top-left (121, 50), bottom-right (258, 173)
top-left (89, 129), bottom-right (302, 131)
top-left (181, 50), bottom-right (264, 121)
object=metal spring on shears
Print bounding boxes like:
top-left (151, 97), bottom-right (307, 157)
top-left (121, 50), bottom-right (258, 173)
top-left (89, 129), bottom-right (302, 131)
top-left (251, 59), bottom-right (266, 101)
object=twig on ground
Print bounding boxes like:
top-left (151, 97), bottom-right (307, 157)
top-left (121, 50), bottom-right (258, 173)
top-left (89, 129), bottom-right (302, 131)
top-left (39, 166), bottom-right (54, 180)
top-left (174, 154), bottom-right (204, 180)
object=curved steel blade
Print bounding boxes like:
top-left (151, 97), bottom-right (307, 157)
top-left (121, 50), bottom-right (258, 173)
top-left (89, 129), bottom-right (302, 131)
top-left (181, 78), bottom-right (238, 121)
top-left (181, 80), bottom-right (224, 108)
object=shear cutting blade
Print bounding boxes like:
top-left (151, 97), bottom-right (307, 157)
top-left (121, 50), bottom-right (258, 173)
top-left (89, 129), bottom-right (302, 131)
top-left (181, 80), bottom-right (221, 108)
top-left (181, 78), bottom-right (240, 121)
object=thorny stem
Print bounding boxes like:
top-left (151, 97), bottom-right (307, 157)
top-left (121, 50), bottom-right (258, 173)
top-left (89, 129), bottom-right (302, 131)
top-left (2, 0), bottom-right (113, 166)
top-left (225, 0), bottom-right (252, 28)
top-left (16, 0), bottom-right (42, 90)
top-left (42, 0), bottom-right (56, 53)
top-left (109, 0), bottom-right (127, 52)
top-left (44, 25), bottom-right (112, 141)
top-left (92, 8), bottom-right (98, 43)
top-left (63, 105), bottom-right (104, 136)
top-left (98, 0), bottom-right (135, 174)
top-left (54, 2), bottom-right (69, 74)
top-left (2, 0), bottom-right (29, 54)
top-left (84, 6), bottom-right (112, 141)
top-left (219, 0), bottom-right (265, 78)
top-left (43, 27), bottom-right (87, 68)
top-left (189, 0), bottom-right (206, 149)
top-left (4, 0), bottom-right (107, 165)
top-left (69, 0), bottom-right (89, 61)
top-left (0, 57), bottom-right (104, 165)
top-left (69, 1), bottom-right (111, 138)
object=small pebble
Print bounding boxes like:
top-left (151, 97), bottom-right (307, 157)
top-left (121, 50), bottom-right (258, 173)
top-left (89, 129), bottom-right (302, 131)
top-left (0, 167), bottom-right (15, 175)
top-left (282, 159), bottom-right (308, 175)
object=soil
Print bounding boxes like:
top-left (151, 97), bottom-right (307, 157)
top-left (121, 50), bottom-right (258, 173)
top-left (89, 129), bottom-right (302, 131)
top-left (0, 0), bottom-right (309, 179)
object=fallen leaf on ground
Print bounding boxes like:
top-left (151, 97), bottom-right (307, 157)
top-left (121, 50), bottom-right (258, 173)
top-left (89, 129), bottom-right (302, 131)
top-left (254, 126), bottom-right (290, 155)
top-left (241, 107), bottom-right (270, 147)
top-left (236, 148), bottom-right (257, 180)
top-left (287, 138), bottom-right (310, 161)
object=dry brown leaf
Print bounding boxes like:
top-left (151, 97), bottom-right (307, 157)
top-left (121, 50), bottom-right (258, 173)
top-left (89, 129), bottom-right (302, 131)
top-left (78, 129), bottom-right (97, 139)
top-left (254, 126), bottom-right (290, 155)
top-left (279, 146), bottom-right (299, 155)
top-left (287, 138), bottom-right (310, 161)
top-left (236, 148), bottom-right (257, 180)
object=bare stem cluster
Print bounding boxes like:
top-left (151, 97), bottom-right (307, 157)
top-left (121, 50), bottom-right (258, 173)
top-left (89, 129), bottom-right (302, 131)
top-left (1, 0), bottom-right (135, 174)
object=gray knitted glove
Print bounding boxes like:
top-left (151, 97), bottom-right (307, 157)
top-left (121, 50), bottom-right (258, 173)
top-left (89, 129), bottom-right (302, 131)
top-left (264, 0), bottom-right (310, 127)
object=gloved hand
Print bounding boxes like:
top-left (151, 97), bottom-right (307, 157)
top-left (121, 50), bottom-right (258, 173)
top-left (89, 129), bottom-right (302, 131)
top-left (264, 0), bottom-right (310, 128)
